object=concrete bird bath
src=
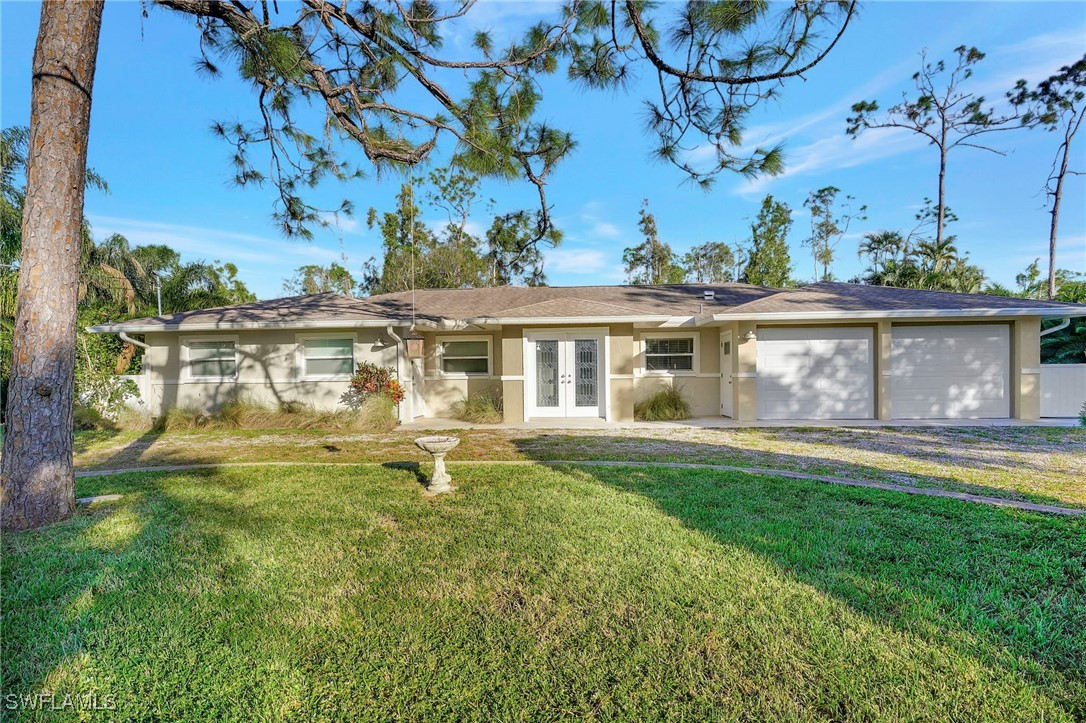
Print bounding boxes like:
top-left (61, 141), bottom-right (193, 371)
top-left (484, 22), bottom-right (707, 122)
top-left (414, 436), bottom-right (460, 495)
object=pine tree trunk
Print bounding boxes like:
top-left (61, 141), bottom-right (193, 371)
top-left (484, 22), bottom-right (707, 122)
top-left (936, 146), bottom-right (947, 247)
top-left (1, 0), bottom-right (105, 532)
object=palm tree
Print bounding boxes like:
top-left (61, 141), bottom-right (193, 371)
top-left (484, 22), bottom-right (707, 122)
top-left (857, 230), bottom-right (906, 274)
top-left (80, 231), bottom-right (150, 315)
top-left (915, 238), bottom-right (959, 274)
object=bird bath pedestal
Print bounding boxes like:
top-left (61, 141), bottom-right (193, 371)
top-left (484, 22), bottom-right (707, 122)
top-left (414, 436), bottom-right (460, 495)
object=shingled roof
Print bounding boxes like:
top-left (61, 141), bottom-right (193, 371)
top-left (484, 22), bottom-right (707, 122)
top-left (356, 283), bottom-right (778, 322)
top-left (712, 282), bottom-right (1086, 319)
top-left (89, 282), bottom-right (1086, 333)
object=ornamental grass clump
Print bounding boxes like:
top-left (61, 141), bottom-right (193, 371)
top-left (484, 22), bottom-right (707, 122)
top-left (634, 385), bottom-right (692, 421)
top-left (450, 388), bottom-right (504, 424)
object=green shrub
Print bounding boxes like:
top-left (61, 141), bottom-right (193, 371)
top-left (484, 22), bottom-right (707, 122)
top-left (450, 388), bottom-right (504, 424)
top-left (1079, 401), bottom-right (1086, 428)
top-left (345, 362), bottom-right (405, 406)
top-left (634, 385), bottom-right (692, 421)
top-left (73, 404), bottom-right (116, 431)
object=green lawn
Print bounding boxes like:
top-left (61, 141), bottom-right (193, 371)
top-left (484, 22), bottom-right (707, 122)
top-left (3, 464), bottom-right (1084, 720)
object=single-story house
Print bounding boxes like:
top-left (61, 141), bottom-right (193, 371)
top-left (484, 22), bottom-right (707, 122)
top-left (90, 282), bottom-right (1086, 423)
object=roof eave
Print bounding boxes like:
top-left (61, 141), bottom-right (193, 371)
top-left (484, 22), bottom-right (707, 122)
top-left (709, 307), bottom-right (1086, 322)
top-left (88, 318), bottom-right (409, 333)
top-left (461, 314), bottom-right (682, 326)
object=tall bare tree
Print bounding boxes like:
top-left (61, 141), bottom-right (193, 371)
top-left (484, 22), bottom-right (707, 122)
top-left (1009, 55), bottom-right (1086, 299)
top-left (2, 0), bottom-right (105, 531)
top-left (847, 46), bottom-right (1018, 248)
top-left (802, 186), bottom-right (865, 281)
top-left (3, 0), bottom-right (856, 529)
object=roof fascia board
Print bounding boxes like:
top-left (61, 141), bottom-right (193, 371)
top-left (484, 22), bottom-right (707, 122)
top-left (88, 318), bottom-right (409, 333)
top-left (710, 308), bottom-right (1086, 321)
top-left (462, 314), bottom-right (680, 326)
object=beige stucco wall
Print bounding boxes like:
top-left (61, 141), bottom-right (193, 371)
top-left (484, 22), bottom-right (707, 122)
top-left (1013, 317), bottom-right (1042, 420)
top-left (133, 316), bottom-right (1042, 423)
top-left (629, 327), bottom-right (723, 418)
top-left (501, 326), bottom-right (525, 423)
top-left (140, 328), bottom-right (396, 415)
top-left (418, 330), bottom-right (503, 418)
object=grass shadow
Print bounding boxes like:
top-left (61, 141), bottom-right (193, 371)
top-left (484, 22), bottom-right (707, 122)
top-left (535, 459), bottom-right (1086, 715)
top-left (382, 460), bottom-right (429, 490)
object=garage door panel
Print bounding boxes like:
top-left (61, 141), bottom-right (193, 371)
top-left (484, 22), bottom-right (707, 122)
top-left (757, 327), bottom-right (874, 420)
top-left (891, 325), bottom-right (1009, 419)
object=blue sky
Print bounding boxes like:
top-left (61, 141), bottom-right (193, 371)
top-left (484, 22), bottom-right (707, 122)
top-left (2, 1), bottom-right (1084, 299)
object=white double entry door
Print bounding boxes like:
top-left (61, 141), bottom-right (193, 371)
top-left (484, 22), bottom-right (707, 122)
top-left (525, 330), bottom-right (606, 419)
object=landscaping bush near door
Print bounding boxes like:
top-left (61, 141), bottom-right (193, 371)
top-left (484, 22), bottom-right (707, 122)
top-left (634, 385), bottom-right (692, 421)
top-left (450, 388), bottom-right (504, 424)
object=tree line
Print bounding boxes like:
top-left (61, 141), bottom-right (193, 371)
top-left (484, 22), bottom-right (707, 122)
top-left (622, 45), bottom-right (1085, 303)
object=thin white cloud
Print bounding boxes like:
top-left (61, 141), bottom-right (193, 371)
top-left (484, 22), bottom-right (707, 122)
top-left (727, 24), bottom-right (1086, 196)
top-left (995, 28), bottom-right (1086, 57)
top-left (592, 221), bottom-right (620, 238)
top-left (544, 247), bottom-right (610, 274)
top-left (86, 215), bottom-right (343, 266)
top-left (572, 201), bottom-right (624, 241)
top-left (735, 127), bottom-right (929, 196)
top-left (319, 212), bottom-right (361, 234)
top-left (425, 217), bottom-right (487, 239)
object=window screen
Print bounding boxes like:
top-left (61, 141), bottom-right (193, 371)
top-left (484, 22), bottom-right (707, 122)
top-left (188, 341), bottom-right (237, 378)
top-left (442, 340), bottom-right (489, 374)
top-left (304, 338), bottom-right (354, 377)
top-left (644, 337), bottom-right (695, 371)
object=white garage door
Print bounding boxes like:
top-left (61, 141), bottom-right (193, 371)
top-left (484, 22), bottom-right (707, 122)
top-left (891, 324), bottom-right (1010, 419)
top-left (757, 327), bottom-right (874, 420)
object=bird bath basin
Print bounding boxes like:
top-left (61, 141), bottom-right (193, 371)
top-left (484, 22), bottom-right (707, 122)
top-left (414, 436), bottom-right (461, 495)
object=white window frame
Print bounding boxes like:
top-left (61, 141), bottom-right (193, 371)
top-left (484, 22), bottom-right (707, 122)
top-left (639, 332), bottom-right (699, 376)
top-left (181, 335), bottom-right (240, 382)
top-left (437, 335), bottom-right (492, 378)
top-left (296, 332), bottom-right (358, 381)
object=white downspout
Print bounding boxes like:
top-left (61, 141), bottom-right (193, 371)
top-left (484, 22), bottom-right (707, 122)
top-left (1040, 317), bottom-right (1071, 337)
top-left (119, 331), bottom-right (149, 349)
top-left (385, 325), bottom-right (410, 423)
top-left (118, 332), bottom-right (151, 410)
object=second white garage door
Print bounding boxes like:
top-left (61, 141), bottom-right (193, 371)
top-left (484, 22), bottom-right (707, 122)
top-left (891, 324), bottom-right (1010, 419)
top-left (757, 327), bottom-right (874, 420)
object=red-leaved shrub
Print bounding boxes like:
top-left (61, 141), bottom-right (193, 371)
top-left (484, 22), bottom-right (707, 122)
top-left (347, 362), bottom-right (405, 404)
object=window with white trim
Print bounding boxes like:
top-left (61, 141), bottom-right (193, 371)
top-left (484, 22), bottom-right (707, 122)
top-left (644, 336), bottom-right (695, 372)
top-left (302, 337), bottom-right (355, 378)
top-left (440, 338), bottom-right (490, 375)
top-left (188, 340), bottom-right (237, 379)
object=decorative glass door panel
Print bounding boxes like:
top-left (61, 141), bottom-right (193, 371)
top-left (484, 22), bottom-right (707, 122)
top-left (572, 339), bottom-right (599, 408)
top-left (535, 340), bottom-right (560, 409)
